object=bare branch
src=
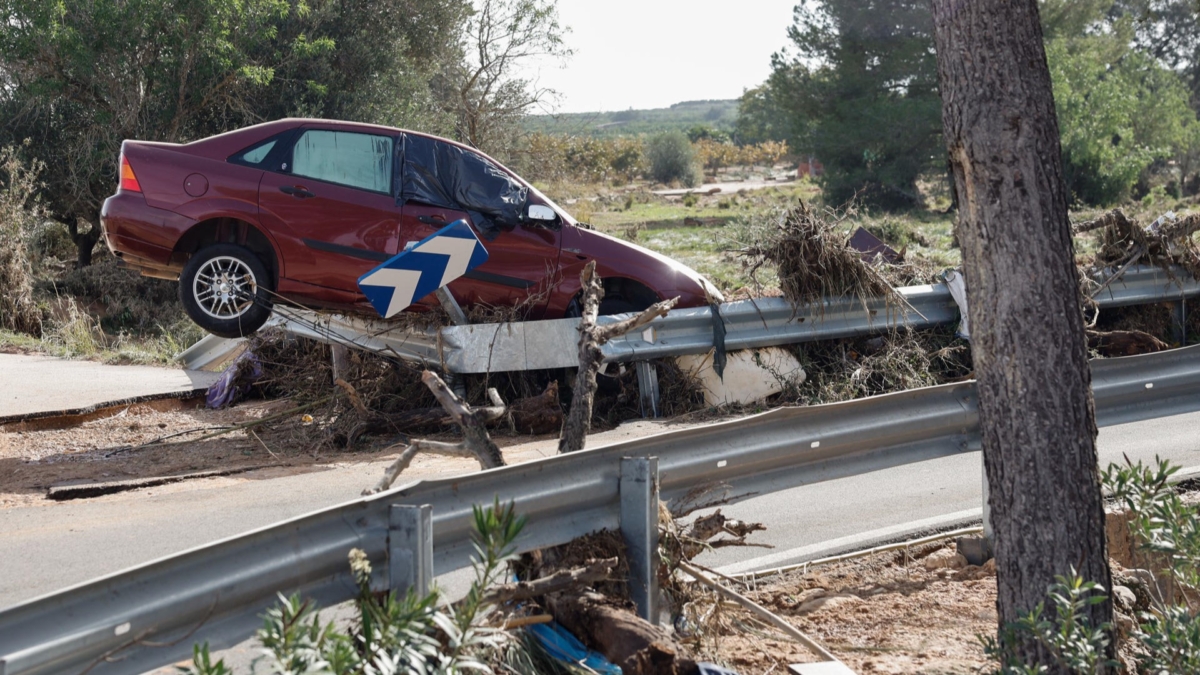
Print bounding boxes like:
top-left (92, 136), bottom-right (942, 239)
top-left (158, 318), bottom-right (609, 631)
top-left (483, 557), bottom-right (617, 605)
top-left (559, 261), bottom-right (678, 453)
top-left (364, 371), bottom-right (506, 494)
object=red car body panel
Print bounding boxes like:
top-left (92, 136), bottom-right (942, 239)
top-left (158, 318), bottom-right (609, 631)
top-left (101, 118), bottom-right (717, 321)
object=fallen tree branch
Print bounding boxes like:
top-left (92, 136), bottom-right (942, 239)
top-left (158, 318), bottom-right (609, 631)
top-left (484, 557), bottom-right (617, 605)
top-left (1074, 209), bottom-right (1134, 235)
top-left (677, 510), bottom-right (768, 558)
top-left (547, 591), bottom-right (698, 675)
top-left (363, 372), bottom-right (506, 495)
top-left (344, 402), bottom-right (510, 448)
top-left (1088, 245), bottom-right (1145, 299)
top-left (560, 261), bottom-right (678, 453)
top-left (677, 560), bottom-right (840, 663)
top-left (499, 614), bottom-right (553, 630)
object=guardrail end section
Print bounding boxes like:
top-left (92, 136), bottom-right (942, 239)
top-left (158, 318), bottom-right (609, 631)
top-left (389, 504), bottom-right (433, 597)
top-left (620, 456), bottom-right (660, 624)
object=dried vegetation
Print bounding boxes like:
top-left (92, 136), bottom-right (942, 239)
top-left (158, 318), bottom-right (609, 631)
top-left (740, 201), bottom-right (901, 313)
top-left (0, 146), bottom-right (44, 336)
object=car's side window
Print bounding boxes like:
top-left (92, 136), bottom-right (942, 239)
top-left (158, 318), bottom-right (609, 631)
top-left (290, 130), bottom-right (393, 193)
top-left (241, 141), bottom-right (276, 164)
top-left (229, 133), bottom-right (291, 168)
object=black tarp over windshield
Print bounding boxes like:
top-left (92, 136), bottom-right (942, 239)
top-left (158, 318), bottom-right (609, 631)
top-left (399, 134), bottom-right (528, 237)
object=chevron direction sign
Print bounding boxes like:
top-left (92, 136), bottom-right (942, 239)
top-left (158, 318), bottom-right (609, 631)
top-left (357, 219), bottom-right (488, 318)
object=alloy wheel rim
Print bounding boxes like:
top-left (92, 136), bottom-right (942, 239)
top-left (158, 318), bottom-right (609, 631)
top-left (193, 256), bottom-right (257, 320)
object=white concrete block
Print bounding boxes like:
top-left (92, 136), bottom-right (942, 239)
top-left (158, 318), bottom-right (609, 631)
top-left (676, 347), bottom-right (805, 406)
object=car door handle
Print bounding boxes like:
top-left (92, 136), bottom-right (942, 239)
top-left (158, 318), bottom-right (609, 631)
top-left (417, 215), bottom-right (447, 226)
top-left (279, 185), bottom-right (316, 199)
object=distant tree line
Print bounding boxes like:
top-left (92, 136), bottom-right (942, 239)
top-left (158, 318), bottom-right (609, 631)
top-left (739, 0), bottom-right (1200, 209)
top-left (0, 0), bottom-right (567, 265)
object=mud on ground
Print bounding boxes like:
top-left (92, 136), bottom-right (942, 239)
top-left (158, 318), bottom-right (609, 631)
top-left (686, 542), bottom-right (997, 674)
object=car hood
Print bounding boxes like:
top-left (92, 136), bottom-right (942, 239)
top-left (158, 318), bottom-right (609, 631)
top-left (561, 226), bottom-right (723, 306)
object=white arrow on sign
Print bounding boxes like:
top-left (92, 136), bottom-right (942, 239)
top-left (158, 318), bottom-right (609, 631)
top-left (356, 219), bottom-right (490, 319)
top-left (359, 267), bottom-right (423, 318)
top-left (417, 236), bottom-right (479, 287)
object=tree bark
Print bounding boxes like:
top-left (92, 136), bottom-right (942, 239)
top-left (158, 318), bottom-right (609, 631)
top-left (68, 217), bottom-right (101, 268)
top-left (546, 592), bottom-right (698, 675)
top-left (929, 0), bottom-right (1113, 666)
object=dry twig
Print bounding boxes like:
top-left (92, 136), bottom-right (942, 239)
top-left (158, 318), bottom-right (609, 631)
top-left (677, 561), bottom-right (840, 663)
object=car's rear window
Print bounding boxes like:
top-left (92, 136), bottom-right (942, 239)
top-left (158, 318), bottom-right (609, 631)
top-left (291, 130), bottom-right (393, 193)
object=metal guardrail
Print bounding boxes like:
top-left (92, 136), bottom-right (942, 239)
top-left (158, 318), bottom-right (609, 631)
top-left (179, 266), bottom-right (1199, 373)
top-left (438, 265), bottom-right (1200, 372)
top-left (4, 343), bottom-right (1200, 675)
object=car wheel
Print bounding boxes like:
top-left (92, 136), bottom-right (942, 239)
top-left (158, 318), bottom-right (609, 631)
top-left (179, 243), bottom-right (273, 338)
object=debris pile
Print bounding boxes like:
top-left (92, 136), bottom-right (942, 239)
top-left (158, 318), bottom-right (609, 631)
top-left (788, 327), bottom-right (973, 405)
top-left (740, 201), bottom-right (903, 313)
top-left (1075, 208), bottom-right (1200, 352)
top-left (1078, 208), bottom-right (1200, 280)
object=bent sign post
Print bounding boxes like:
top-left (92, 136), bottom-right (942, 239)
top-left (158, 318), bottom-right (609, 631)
top-left (358, 220), bottom-right (488, 318)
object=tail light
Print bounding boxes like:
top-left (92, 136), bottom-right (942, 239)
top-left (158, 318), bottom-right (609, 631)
top-left (119, 154), bottom-right (141, 192)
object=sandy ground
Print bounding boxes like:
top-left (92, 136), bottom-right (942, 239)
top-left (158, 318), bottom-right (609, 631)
top-left (0, 395), bottom-right (708, 509)
top-left (685, 541), bottom-right (998, 674)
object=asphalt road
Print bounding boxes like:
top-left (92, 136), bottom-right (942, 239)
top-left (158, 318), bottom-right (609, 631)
top-left (3, 409), bottom-right (1200, 612)
top-left (0, 354), bottom-right (218, 419)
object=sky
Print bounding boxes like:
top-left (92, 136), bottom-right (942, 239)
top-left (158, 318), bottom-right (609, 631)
top-left (517, 0), bottom-right (799, 114)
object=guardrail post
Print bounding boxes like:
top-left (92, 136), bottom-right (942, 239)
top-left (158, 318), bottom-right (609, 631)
top-left (1172, 299), bottom-right (1188, 345)
top-left (620, 456), bottom-right (660, 623)
top-left (959, 459), bottom-right (994, 565)
top-left (636, 362), bottom-right (660, 418)
top-left (331, 343), bottom-right (351, 383)
top-left (389, 504), bottom-right (433, 597)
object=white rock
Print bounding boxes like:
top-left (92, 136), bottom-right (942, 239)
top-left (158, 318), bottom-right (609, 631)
top-left (1112, 585), bottom-right (1137, 613)
top-left (923, 548), bottom-right (968, 571)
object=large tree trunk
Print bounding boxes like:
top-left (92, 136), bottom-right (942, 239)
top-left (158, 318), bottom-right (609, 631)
top-left (929, 0), bottom-right (1113, 667)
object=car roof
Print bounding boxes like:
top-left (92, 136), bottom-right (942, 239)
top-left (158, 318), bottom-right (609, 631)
top-left (183, 118), bottom-right (498, 165)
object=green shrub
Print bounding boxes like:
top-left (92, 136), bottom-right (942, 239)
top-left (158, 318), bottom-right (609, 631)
top-left (982, 570), bottom-right (1115, 675)
top-left (1049, 35), bottom-right (1198, 205)
top-left (1136, 606), bottom-right (1200, 673)
top-left (184, 499), bottom-right (526, 675)
top-left (646, 131), bottom-right (701, 187)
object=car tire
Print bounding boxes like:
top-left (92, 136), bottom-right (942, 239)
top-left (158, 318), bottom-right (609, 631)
top-left (179, 243), bottom-right (274, 338)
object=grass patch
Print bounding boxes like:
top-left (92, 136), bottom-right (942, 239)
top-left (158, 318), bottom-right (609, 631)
top-left (0, 249), bottom-right (202, 366)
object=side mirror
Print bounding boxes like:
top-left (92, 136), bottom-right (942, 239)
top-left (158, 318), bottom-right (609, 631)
top-left (527, 204), bottom-right (557, 222)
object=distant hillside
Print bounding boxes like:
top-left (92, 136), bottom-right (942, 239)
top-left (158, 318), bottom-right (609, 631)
top-left (525, 99), bottom-right (739, 137)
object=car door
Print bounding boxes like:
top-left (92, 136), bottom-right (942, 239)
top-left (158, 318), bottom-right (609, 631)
top-left (258, 126), bottom-right (401, 293)
top-left (397, 137), bottom-right (562, 317)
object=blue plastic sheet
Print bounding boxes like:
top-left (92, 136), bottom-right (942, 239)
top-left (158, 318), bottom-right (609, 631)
top-left (697, 664), bottom-right (741, 675)
top-left (526, 621), bottom-right (623, 674)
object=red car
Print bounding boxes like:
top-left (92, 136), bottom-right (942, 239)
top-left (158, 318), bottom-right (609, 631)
top-left (101, 119), bottom-right (722, 338)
